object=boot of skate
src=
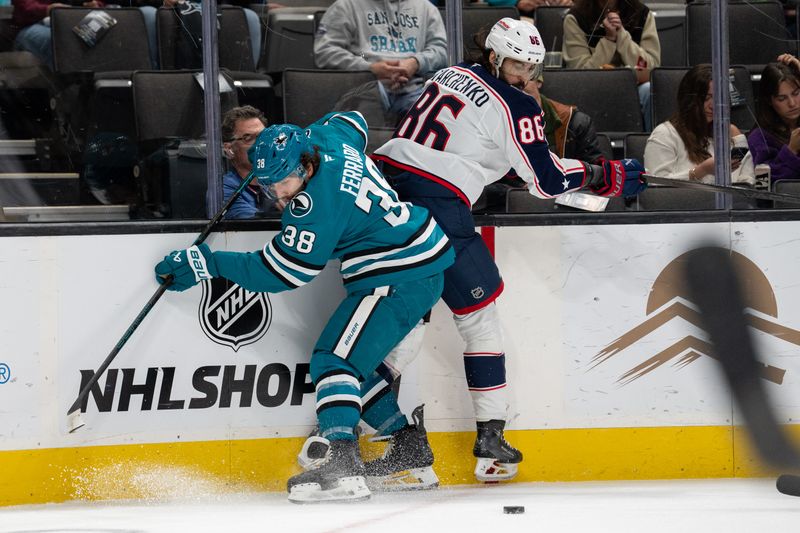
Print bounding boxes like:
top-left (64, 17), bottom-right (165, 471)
top-left (473, 419), bottom-right (522, 482)
top-left (364, 405), bottom-right (439, 490)
top-left (288, 439), bottom-right (370, 503)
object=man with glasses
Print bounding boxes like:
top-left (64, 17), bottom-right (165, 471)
top-left (219, 106), bottom-right (274, 219)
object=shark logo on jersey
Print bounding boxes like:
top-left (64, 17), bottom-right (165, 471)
top-left (290, 191), bottom-right (313, 218)
top-left (199, 277), bottom-right (272, 352)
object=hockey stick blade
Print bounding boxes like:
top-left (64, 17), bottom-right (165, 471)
top-left (684, 246), bottom-right (800, 471)
top-left (776, 474), bottom-right (800, 496)
top-left (66, 172), bottom-right (256, 432)
top-left (643, 174), bottom-right (800, 205)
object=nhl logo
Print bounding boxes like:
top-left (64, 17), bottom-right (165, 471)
top-left (471, 286), bottom-right (485, 299)
top-left (199, 277), bottom-right (271, 352)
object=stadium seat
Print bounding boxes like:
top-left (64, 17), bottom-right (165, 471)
top-left (596, 133), bottom-right (613, 161)
top-left (282, 69), bottom-right (376, 127)
top-left (534, 6), bottom-right (569, 55)
top-left (157, 6), bottom-right (255, 72)
top-left (539, 68), bottom-right (643, 140)
top-left (636, 186), bottom-right (717, 211)
top-left (505, 187), bottom-right (626, 213)
top-left (624, 133), bottom-right (650, 163)
top-left (131, 70), bottom-right (239, 218)
top-left (50, 7), bottom-right (154, 148)
top-left (51, 7), bottom-right (152, 75)
top-left (156, 6), bottom-right (275, 121)
top-left (439, 6), bottom-right (519, 61)
top-left (773, 180), bottom-right (800, 209)
top-left (686, 1), bottom-right (796, 73)
top-left (260, 7), bottom-right (319, 74)
top-left (367, 127), bottom-right (394, 154)
top-left (635, 185), bottom-right (756, 211)
top-left (651, 3), bottom-right (686, 67)
top-left (650, 66), bottom-right (755, 130)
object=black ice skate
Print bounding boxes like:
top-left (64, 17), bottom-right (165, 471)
top-left (364, 405), bottom-right (439, 491)
top-left (473, 419), bottom-right (523, 482)
top-left (287, 439), bottom-right (370, 503)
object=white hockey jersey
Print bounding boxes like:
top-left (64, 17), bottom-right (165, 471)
top-left (373, 63), bottom-right (591, 206)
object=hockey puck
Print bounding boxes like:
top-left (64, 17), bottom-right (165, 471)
top-left (776, 474), bottom-right (800, 496)
top-left (503, 506), bottom-right (525, 514)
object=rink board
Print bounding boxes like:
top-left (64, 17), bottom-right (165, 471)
top-left (2, 222), bottom-right (800, 505)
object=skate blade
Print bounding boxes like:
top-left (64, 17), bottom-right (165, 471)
top-left (474, 458), bottom-right (519, 482)
top-left (288, 476), bottom-right (371, 504)
top-left (367, 466), bottom-right (439, 491)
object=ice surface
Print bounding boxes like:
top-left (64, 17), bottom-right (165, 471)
top-left (0, 479), bottom-right (797, 533)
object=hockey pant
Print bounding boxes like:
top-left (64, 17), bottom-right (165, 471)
top-left (309, 273), bottom-right (443, 441)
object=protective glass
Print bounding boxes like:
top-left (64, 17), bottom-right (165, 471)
top-left (502, 58), bottom-right (542, 81)
top-left (261, 164), bottom-right (308, 201)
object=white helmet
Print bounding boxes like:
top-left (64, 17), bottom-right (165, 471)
top-left (485, 18), bottom-right (546, 80)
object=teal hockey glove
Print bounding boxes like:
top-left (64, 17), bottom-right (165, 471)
top-left (154, 243), bottom-right (218, 291)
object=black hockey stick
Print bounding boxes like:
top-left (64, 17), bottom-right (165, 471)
top-left (643, 174), bottom-right (800, 205)
top-left (66, 172), bottom-right (256, 433)
top-left (684, 246), bottom-right (800, 495)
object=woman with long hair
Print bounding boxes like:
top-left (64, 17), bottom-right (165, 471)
top-left (562, 0), bottom-right (660, 130)
top-left (644, 64), bottom-right (755, 184)
top-left (747, 55), bottom-right (800, 181)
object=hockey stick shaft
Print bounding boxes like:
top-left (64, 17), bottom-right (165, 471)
top-left (643, 174), bottom-right (800, 205)
top-left (66, 173), bottom-right (256, 425)
top-left (685, 246), bottom-right (800, 471)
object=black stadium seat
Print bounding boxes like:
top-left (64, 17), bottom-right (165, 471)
top-left (282, 69), bottom-right (375, 127)
top-left (132, 70), bottom-right (239, 218)
top-left (540, 68), bottom-right (643, 139)
top-left (686, 1), bottom-right (796, 73)
top-left (650, 66), bottom-right (755, 131)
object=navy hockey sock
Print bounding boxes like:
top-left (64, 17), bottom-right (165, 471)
top-left (360, 365), bottom-right (408, 436)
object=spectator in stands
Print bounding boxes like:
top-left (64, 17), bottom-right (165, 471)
top-left (747, 54), bottom-right (800, 181)
top-left (314, 0), bottom-right (447, 124)
top-left (12, 0), bottom-right (160, 69)
top-left (524, 73), bottom-right (604, 163)
top-left (562, 0), bottom-right (660, 132)
top-left (644, 64), bottom-right (755, 185)
top-left (220, 105), bottom-right (276, 219)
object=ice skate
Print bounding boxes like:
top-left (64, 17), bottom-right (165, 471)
top-left (288, 439), bottom-right (370, 503)
top-left (473, 419), bottom-right (522, 482)
top-left (364, 405), bottom-right (439, 491)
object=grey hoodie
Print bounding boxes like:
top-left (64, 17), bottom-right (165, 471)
top-left (314, 0), bottom-right (447, 80)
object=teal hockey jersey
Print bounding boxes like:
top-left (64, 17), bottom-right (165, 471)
top-left (213, 111), bottom-right (455, 294)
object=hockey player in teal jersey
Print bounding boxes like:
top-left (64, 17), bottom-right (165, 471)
top-left (154, 111), bottom-right (454, 503)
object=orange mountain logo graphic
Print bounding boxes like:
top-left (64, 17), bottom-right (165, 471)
top-left (591, 249), bottom-right (796, 386)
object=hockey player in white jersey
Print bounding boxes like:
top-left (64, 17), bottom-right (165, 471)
top-left (370, 18), bottom-right (647, 483)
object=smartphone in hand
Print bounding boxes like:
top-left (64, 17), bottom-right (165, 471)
top-left (730, 146), bottom-right (749, 161)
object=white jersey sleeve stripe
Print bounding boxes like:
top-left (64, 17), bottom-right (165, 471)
top-left (267, 241), bottom-right (324, 277)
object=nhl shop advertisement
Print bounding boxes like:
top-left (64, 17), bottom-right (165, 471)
top-left (1, 223), bottom-right (800, 451)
